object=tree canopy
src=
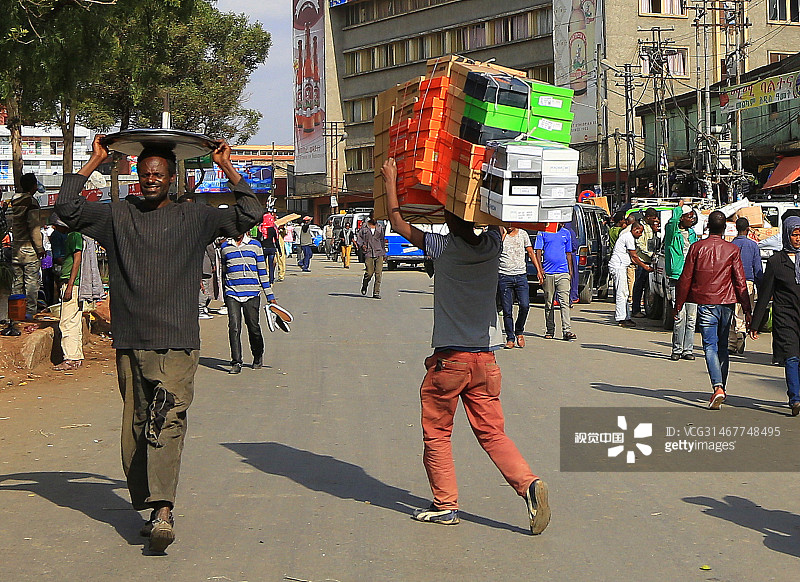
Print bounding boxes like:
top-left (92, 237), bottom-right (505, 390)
top-left (2, 0), bottom-right (271, 187)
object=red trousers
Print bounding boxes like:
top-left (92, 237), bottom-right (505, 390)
top-left (420, 350), bottom-right (537, 510)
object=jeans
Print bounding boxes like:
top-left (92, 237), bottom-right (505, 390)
top-left (225, 295), bottom-right (263, 365)
top-left (299, 245), bottom-right (313, 271)
top-left (785, 357), bottom-right (800, 405)
top-left (668, 279), bottom-right (696, 355)
top-left (543, 272), bottom-right (571, 334)
top-left (611, 265), bottom-right (630, 322)
top-left (263, 247), bottom-right (277, 283)
top-left (631, 265), bottom-right (650, 315)
top-left (363, 256), bottom-right (384, 295)
top-left (498, 273), bottom-right (530, 340)
top-left (697, 304), bottom-right (734, 388)
top-left (116, 348), bottom-right (199, 509)
top-left (420, 350), bottom-right (537, 510)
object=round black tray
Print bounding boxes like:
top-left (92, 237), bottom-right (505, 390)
top-left (101, 129), bottom-right (216, 161)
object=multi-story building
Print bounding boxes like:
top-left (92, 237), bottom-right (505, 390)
top-left (296, 0), bottom-right (556, 222)
top-left (296, 1), bottom-right (800, 220)
top-left (598, 0), bottom-right (800, 201)
top-left (0, 116), bottom-right (91, 197)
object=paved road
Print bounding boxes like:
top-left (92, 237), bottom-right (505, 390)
top-left (1, 258), bottom-right (797, 581)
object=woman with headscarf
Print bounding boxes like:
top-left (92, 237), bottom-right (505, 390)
top-left (750, 215), bottom-right (800, 416)
top-left (258, 212), bottom-right (280, 284)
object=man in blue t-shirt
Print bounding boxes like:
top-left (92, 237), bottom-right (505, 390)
top-left (532, 225), bottom-right (575, 340)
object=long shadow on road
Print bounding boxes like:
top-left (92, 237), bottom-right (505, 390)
top-left (683, 495), bottom-right (800, 558)
top-left (222, 442), bottom-right (529, 535)
top-left (581, 343), bottom-right (671, 360)
top-left (0, 471), bottom-right (142, 545)
top-left (591, 382), bottom-right (789, 415)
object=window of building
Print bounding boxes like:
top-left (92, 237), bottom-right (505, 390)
top-left (640, 47), bottom-right (688, 77)
top-left (528, 65), bottom-right (555, 85)
top-left (769, 51), bottom-right (793, 62)
top-left (769, 0), bottom-right (800, 22)
top-left (345, 146), bottom-right (375, 172)
top-left (344, 96), bottom-right (377, 123)
top-left (341, 7), bottom-right (552, 75)
top-left (50, 139), bottom-right (64, 156)
top-left (0, 136), bottom-right (11, 155)
top-left (639, 0), bottom-right (686, 15)
top-left (343, 0), bottom-right (455, 27)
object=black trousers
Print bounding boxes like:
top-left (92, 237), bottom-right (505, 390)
top-left (225, 295), bottom-right (263, 365)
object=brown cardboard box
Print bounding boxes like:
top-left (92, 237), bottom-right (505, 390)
top-left (749, 226), bottom-right (779, 241)
top-left (425, 55), bottom-right (527, 82)
top-left (735, 206), bottom-right (764, 228)
top-left (585, 196), bottom-right (609, 213)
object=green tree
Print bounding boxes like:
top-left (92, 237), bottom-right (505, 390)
top-left (145, 1), bottom-right (271, 143)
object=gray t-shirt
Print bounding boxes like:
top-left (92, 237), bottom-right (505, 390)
top-left (424, 231), bottom-right (505, 351)
top-left (498, 229), bottom-right (531, 275)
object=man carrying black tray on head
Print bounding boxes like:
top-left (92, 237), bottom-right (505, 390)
top-left (380, 157), bottom-right (550, 535)
top-left (55, 134), bottom-right (261, 553)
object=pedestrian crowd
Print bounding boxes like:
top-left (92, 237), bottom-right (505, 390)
top-left (8, 136), bottom-right (800, 556)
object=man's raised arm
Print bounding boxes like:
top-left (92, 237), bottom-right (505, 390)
top-left (54, 134), bottom-right (112, 245)
top-left (210, 140), bottom-right (262, 238)
top-left (381, 158), bottom-right (425, 250)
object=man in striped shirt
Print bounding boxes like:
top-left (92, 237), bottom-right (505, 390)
top-left (220, 233), bottom-right (276, 374)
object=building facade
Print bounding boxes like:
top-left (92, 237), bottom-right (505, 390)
top-left (295, 0), bottom-right (556, 222)
top-left (0, 119), bottom-right (91, 197)
top-left (597, 0), bottom-right (800, 202)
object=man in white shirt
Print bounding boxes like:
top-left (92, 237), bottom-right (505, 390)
top-left (498, 227), bottom-right (536, 348)
top-left (609, 222), bottom-right (652, 327)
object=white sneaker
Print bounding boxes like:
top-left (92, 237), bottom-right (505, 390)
top-left (198, 312), bottom-right (213, 320)
top-left (217, 306), bottom-right (228, 315)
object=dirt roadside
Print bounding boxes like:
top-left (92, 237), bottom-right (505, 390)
top-left (0, 333), bottom-right (117, 394)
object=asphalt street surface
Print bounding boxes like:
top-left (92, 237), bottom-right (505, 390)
top-left (1, 257), bottom-right (798, 581)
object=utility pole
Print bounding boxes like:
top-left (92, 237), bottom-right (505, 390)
top-left (639, 27), bottom-right (675, 200)
top-left (615, 63), bottom-right (643, 200)
top-left (596, 43), bottom-right (605, 195)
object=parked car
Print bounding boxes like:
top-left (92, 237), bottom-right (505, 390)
top-left (525, 203), bottom-right (611, 303)
top-left (385, 221), bottom-right (449, 269)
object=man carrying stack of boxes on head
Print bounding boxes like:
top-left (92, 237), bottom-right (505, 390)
top-left (371, 55), bottom-right (590, 536)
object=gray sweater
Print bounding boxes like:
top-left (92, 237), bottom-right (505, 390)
top-left (55, 173), bottom-right (261, 350)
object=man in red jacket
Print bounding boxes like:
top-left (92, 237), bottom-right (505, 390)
top-left (675, 211), bottom-right (752, 410)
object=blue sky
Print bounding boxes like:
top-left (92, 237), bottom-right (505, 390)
top-left (216, 0), bottom-right (294, 146)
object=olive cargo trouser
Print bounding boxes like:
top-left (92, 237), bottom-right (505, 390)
top-left (116, 348), bottom-right (199, 510)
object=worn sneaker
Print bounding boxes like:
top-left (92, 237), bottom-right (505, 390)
top-left (139, 510), bottom-right (156, 537)
top-left (217, 306), bottom-right (228, 315)
top-left (791, 402), bottom-right (800, 417)
top-left (411, 504), bottom-right (459, 525)
top-left (198, 312), bottom-right (213, 320)
top-left (709, 386), bottom-right (726, 410)
top-left (148, 513), bottom-right (175, 553)
top-left (525, 479), bottom-right (551, 535)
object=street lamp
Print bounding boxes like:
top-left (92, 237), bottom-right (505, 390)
top-left (323, 121), bottom-right (347, 217)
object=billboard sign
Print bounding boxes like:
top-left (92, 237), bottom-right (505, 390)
top-left (192, 164), bottom-right (273, 194)
top-left (293, 0), bottom-right (327, 175)
top-left (720, 70), bottom-right (800, 114)
top-left (553, 0), bottom-right (604, 143)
